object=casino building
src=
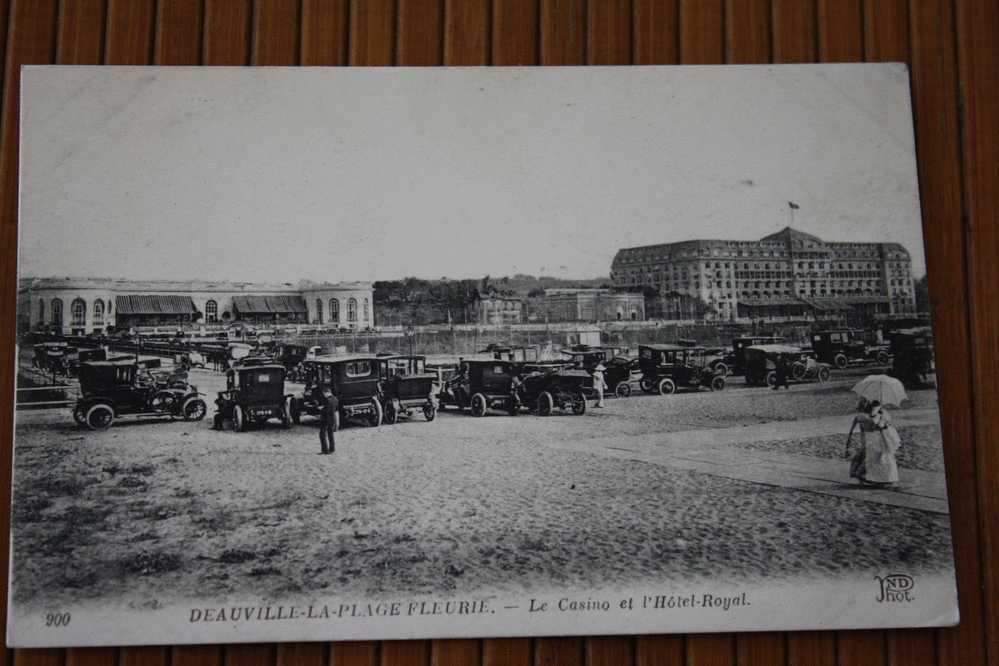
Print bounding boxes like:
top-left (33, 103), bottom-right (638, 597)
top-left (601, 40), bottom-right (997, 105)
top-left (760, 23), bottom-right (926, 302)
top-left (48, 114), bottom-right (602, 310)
top-left (17, 277), bottom-right (374, 334)
top-left (610, 227), bottom-right (917, 321)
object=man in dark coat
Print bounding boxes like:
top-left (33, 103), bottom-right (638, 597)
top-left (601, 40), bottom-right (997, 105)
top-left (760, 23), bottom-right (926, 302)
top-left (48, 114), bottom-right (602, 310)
top-left (313, 385), bottom-right (339, 454)
top-left (772, 353), bottom-right (789, 390)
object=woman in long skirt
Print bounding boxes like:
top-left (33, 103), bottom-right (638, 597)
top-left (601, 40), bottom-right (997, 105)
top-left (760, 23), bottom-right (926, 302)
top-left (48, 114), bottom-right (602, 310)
top-left (845, 399), bottom-right (901, 487)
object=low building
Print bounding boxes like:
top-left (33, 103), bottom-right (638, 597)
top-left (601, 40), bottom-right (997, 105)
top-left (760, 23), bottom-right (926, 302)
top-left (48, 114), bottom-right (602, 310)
top-left (543, 288), bottom-right (645, 322)
top-left (17, 277), bottom-right (374, 334)
top-left (465, 292), bottom-right (523, 325)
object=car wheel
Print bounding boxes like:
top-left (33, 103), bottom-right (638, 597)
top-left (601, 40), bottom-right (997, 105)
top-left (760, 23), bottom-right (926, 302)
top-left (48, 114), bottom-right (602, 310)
top-left (791, 363), bottom-right (806, 380)
top-left (290, 399), bottom-right (301, 424)
top-left (714, 362), bottom-right (728, 377)
top-left (766, 371), bottom-right (777, 387)
top-left (834, 353), bottom-right (848, 369)
top-left (384, 399), bottom-right (399, 425)
top-left (85, 403), bottom-right (114, 431)
top-left (182, 397), bottom-right (207, 421)
top-left (615, 382), bottom-right (631, 398)
top-left (818, 367), bottom-right (831, 382)
top-left (367, 398), bottom-right (383, 427)
top-left (423, 403), bottom-right (437, 421)
top-left (471, 393), bottom-right (488, 417)
top-left (571, 391), bottom-right (586, 415)
top-left (876, 350), bottom-right (889, 365)
top-left (658, 378), bottom-right (676, 395)
top-left (711, 375), bottom-right (725, 391)
top-left (640, 377), bottom-right (655, 393)
top-left (537, 391), bottom-right (554, 416)
top-left (233, 405), bottom-right (245, 432)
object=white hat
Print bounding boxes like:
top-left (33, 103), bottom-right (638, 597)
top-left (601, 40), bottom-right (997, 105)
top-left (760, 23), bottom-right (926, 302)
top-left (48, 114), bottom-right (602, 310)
top-left (594, 363), bottom-right (607, 372)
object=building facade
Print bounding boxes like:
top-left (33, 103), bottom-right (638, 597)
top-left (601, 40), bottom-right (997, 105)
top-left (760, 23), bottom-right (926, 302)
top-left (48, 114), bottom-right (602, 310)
top-left (610, 227), bottom-right (917, 321)
top-left (465, 293), bottom-right (524, 325)
top-left (17, 277), bottom-right (374, 334)
top-left (543, 288), bottom-right (645, 322)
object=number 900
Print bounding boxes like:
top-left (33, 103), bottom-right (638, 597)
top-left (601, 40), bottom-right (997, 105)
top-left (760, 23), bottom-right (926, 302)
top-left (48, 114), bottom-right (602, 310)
top-left (45, 612), bottom-right (70, 627)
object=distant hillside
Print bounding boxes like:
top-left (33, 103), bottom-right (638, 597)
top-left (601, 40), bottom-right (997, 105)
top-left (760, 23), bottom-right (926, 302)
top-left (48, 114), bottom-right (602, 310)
top-left (374, 274), bottom-right (610, 326)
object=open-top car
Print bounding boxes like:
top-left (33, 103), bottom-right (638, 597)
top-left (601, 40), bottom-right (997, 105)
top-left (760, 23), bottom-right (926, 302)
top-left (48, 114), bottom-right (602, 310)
top-left (290, 355), bottom-right (383, 428)
top-left (32, 342), bottom-right (74, 375)
top-left (744, 344), bottom-right (832, 386)
top-left (212, 361), bottom-right (293, 431)
top-left (516, 363), bottom-right (589, 415)
top-left (638, 344), bottom-right (726, 395)
top-left (889, 327), bottom-right (936, 388)
top-left (378, 354), bottom-right (438, 423)
top-left (74, 359), bottom-right (207, 430)
top-left (444, 358), bottom-right (521, 416)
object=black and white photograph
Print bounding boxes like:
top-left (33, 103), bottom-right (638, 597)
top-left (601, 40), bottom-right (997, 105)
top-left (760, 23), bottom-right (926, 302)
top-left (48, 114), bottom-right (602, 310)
top-left (9, 64), bottom-right (957, 647)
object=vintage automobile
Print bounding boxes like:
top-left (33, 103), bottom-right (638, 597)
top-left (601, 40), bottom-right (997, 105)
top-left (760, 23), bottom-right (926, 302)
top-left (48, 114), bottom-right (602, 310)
top-left (444, 358), bottom-right (522, 416)
top-left (272, 343), bottom-right (309, 370)
top-left (32, 342), bottom-right (73, 375)
top-left (559, 349), bottom-right (639, 397)
top-left (728, 336), bottom-right (783, 376)
top-left (74, 359), bottom-right (207, 430)
top-left (604, 355), bottom-right (642, 397)
top-left (377, 354), bottom-right (439, 423)
top-left (479, 344), bottom-right (541, 363)
top-left (516, 363), bottom-right (589, 415)
top-left (744, 344), bottom-right (832, 386)
top-left (290, 355), bottom-right (383, 428)
top-left (637, 344), bottom-right (726, 394)
top-left (212, 361), bottom-right (293, 431)
top-left (810, 329), bottom-right (890, 369)
top-left (889, 327), bottom-right (936, 388)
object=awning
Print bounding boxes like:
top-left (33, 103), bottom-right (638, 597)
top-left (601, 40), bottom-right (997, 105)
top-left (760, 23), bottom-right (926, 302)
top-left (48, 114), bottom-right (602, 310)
top-left (232, 295), bottom-right (307, 314)
top-left (115, 295), bottom-right (197, 315)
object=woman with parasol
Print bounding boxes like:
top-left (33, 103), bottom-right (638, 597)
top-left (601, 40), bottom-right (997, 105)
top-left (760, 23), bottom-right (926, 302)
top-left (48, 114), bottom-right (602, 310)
top-left (844, 375), bottom-right (906, 488)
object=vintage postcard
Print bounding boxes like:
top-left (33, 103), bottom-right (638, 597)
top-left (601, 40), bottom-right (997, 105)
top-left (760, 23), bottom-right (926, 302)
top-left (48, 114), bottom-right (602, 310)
top-left (8, 64), bottom-right (957, 647)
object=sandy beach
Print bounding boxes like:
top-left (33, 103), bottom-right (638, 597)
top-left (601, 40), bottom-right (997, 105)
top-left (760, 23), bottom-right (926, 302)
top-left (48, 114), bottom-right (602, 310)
top-left (10, 368), bottom-right (952, 611)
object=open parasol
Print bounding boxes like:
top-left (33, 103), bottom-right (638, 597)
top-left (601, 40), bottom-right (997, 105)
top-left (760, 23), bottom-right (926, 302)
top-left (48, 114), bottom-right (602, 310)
top-left (850, 374), bottom-right (908, 407)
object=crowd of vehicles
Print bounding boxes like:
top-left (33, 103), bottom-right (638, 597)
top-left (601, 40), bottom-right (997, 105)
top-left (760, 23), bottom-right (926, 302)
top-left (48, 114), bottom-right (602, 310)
top-left (28, 322), bottom-right (937, 431)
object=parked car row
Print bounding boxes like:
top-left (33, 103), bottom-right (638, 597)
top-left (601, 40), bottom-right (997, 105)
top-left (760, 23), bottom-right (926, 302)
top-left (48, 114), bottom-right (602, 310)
top-left (62, 324), bottom-right (930, 431)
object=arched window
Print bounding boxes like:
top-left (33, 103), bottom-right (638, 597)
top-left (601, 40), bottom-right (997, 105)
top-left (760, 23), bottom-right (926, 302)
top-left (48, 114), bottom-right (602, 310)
top-left (348, 298), bottom-right (358, 322)
top-left (51, 298), bottom-right (63, 325)
top-left (363, 298), bottom-right (369, 322)
top-left (38, 299), bottom-right (44, 323)
top-left (330, 298), bottom-right (340, 324)
top-left (315, 298), bottom-right (323, 324)
top-left (205, 299), bottom-right (218, 323)
top-left (71, 298), bottom-right (87, 326)
top-left (93, 300), bottom-right (105, 328)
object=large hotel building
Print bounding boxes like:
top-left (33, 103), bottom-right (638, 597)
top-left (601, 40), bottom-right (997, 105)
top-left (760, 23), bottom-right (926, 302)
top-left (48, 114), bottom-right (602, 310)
top-left (610, 227), bottom-right (917, 321)
top-left (17, 277), bottom-right (374, 335)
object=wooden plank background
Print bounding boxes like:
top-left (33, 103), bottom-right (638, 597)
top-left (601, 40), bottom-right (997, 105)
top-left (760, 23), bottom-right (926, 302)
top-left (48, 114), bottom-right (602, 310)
top-left (0, 0), bottom-right (996, 664)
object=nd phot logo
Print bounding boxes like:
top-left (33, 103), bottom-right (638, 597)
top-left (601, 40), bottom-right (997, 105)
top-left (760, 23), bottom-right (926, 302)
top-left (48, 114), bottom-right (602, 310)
top-left (874, 574), bottom-right (915, 603)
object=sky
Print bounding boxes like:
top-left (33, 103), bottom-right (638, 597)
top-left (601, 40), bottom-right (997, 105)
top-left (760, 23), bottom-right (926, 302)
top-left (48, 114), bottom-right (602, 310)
top-left (19, 64), bottom-right (927, 284)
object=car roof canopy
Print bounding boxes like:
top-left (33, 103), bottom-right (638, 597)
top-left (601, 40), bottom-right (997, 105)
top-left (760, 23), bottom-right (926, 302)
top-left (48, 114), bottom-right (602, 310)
top-left (746, 344), bottom-right (803, 354)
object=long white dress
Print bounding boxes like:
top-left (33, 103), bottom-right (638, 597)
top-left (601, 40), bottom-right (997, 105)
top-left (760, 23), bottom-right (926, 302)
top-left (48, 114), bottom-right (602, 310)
top-left (860, 411), bottom-right (901, 484)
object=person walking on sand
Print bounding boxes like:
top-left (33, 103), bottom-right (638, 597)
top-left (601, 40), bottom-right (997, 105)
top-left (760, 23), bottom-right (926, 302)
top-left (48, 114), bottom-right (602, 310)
top-left (313, 385), bottom-right (338, 455)
top-left (592, 362), bottom-right (608, 408)
top-left (844, 399), bottom-right (901, 488)
top-left (772, 353), bottom-right (790, 390)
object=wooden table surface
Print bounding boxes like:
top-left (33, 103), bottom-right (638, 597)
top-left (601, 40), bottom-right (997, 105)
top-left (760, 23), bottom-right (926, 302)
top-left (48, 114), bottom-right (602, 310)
top-left (1, 1), bottom-right (996, 665)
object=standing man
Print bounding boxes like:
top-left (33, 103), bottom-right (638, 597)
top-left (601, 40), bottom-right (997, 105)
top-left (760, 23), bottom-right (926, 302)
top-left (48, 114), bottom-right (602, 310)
top-left (592, 362), bottom-right (607, 408)
top-left (314, 384), bottom-right (339, 454)
top-left (772, 353), bottom-right (790, 390)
